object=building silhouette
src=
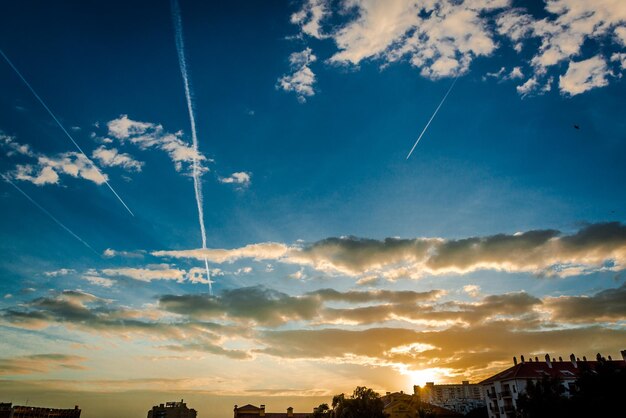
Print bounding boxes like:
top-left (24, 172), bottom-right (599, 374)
top-left (147, 400), bottom-right (197, 418)
top-left (480, 350), bottom-right (626, 418)
top-left (0, 403), bottom-right (81, 418)
top-left (233, 404), bottom-right (310, 418)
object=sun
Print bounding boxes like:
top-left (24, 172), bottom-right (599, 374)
top-left (407, 368), bottom-right (446, 387)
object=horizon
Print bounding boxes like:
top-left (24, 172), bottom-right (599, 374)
top-left (1, 1), bottom-right (625, 417)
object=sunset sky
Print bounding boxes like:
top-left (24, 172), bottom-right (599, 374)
top-left (1, 1), bottom-right (626, 417)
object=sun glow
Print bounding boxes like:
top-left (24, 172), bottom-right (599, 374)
top-left (406, 368), bottom-right (448, 387)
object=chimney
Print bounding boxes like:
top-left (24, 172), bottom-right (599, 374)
top-left (608, 355), bottom-right (613, 361)
top-left (535, 356), bottom-right (539, 362)
top-left (545, 354), bottom-right (552, 368)
top-left (520, 355), bottom-right (525, 363)
top-left (621, 350), bottom-right (626, 361)
top-left (287, 407), bottom-right (294, 417)
top-left (597, 353), bottom-right (602, 361)
top-left (583, 356), bottom-right (587, 362)
top-left (260, 405), bottom-right (265, 417)
top-left (552, 358), bottom-right (556, 363)
top-left (558, 356), bottom-right (563, 362)
top-left (570, 354), bottom-right (577, 368)
top-left (513, 356), bottom-right (518, 365)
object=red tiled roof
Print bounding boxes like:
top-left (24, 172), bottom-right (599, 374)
top-left (480, 360), bottom-right (626, 385)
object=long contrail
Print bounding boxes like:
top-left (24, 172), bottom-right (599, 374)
top-left (171, 0), bottom-right (213, 295)
top-left (1, 174), bottom-right (99, 255)
top-left (0, 48), bottom-right (134, 216)
top-left (406, 75), bottom-right (460, 160)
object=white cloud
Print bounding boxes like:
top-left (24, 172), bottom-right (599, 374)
top-left (106, 115), bottom-right (208, 174)
top-left (611, 52), bottom-right (626, 70)
top-left (559, 56), bottom-right (610, 96)
top-left (1, 133), bottom-right (35, 157)
top-left (101, 265), bottom-right (187, 283)
top-left (325, 0), bottom-right (508, 79)
top-left (498, 0), bottom-right (626, 91)
top-left (92, 146), bottom-right (143, 172)
top-left (44, 269), bottom-right (76, 277)
top-left (463, 284), bottom-right (481, 298)
top-left (277, 48), bottom-right (317, 103)
top-left (83, 275), bottom-right (116, 288)
top-left (291, 0), bottom-right (329, 39)
top-left (152, 242), bottom-right (292, 264)
top-left (219, 171), bottom-right (251, 186)
top-left (103, 248), bottom-right (145, 258)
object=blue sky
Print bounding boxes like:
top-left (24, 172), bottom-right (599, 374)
top-left (1, 1), bottom-right (625, 416)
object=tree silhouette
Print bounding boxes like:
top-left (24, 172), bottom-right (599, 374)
top-left (331, 386), bottom-right (385, 418)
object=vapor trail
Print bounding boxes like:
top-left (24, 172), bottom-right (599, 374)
top-left (171, 0), bottom-right (213, 294)
top-left (406, 75), bottom-right (460, 160)
top-left (2, 174), bottom-right (99, 255)
top-left (0, 48), bottom-right (134, 216)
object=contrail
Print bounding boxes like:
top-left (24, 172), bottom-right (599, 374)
top-left (0, 48), bottom-right (135, 216)
top-left (406, 75), bottom-right (460, 160)
top-left (171, 0), bottom-right (214, 295)
top-left (1, 174), bottom-right (99, 256)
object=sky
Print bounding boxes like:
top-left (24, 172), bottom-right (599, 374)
top-left (1, 0), bottom-right (626, 416)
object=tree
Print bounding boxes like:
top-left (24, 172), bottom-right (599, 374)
top-left (515, 377), bottom-right (570, 418)
top-left (313, 403), bottom-right (331, 418)
top-left (331, 386), bottom-right (385, 418)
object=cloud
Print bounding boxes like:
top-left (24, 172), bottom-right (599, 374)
top-left (152, 242), bottom-right (291, 264)
top-left (559, 55), bottom-right (611, 96)
top-left (498, 1), bottom-right (626, 94)
top-left (545, 283), bottom-right (626, 323)
top-left (105, 115), bottom-right (208, 174)
top-left (277, 48), bottom-right (317, 103)
top-left (328, 0), bottom-right (507, 79)
top-left (1, 132), bottom-right (35, 157)
top-left (102, 248), bottom-right (145, 258)
top-left (219, 171), bottom-right (251, 186)
top-left (159, 286), bottom-right (321, 326)
top-left (0, 354), bottom-right (86, 376)
top-left (44, 269), bottom-right (76, 277)
top-left (152, 223), bottom-right (626, 279)
top-left (291, 0), bottom-right (329, 39)
top-left (82, 275), bottom-right (116, 288)
top-left (285, 1), bottom-right (626, 96)
top-left (101, 265), bottom-right (187, 283)
top-left (611, 52), bottom-right (626, 70)
top-left (91, 146), bottom-right (144, 172)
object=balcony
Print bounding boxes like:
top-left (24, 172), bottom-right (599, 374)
top-left (501, 390), bottom-right (512, 398)
top-left (487, 391), bottom-right (497, 399)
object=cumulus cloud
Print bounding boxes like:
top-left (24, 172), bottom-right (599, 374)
top-left (559, 55), bottom-right (611, 96)
top-left (105, 115), bottom-right (208, 174)
top-left (291, 0), bottom-right (329, 39)
top-left (152, 223), bottom-right (626, 279)
top-left (545, 283), bottom-right (626, 323)
top-left (91, 146), bottom-right (143, 172)
top-left (327, 0), bottom-right (508, 79)
top-left (277, 48), bottom-right (318, 103)
top-left (498, 0), bottom-right (626, 94)
top-left (219, 171), bottom-right (251, 186)
top-left (101, 265), bottom-right (188, 283)
top-left (286, 0), bottom-right (626, 96)
top-left (1, 133), bottom-right (35, 157)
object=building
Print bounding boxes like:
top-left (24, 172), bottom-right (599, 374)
top-left (381, 391), bottom-right (462, 418)
top-left (414, 381), bottom-right (485, 414)
top-left (233, 404), bottom-right (311, 418)
top-left (147, 400), bottom-right (196, 418)
top-left (480, 350), bottom-right (626, 418)
top-left (0, 403), bottom-right (81, 418)
top-left (381, 391), bottom-right (419, 418)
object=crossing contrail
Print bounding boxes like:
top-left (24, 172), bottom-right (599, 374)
top-left (2, 174), bottom-right (99, 255)
top-left (171, 0), bottom-right (214, 295)
top-left (0, 48), bottom-right (135, 217)
top-left (406, 75), bottom-right (460, 160)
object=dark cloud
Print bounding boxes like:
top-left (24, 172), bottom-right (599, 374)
top-left (159, 286), bottom-right (321, 326)
top-left (546, 283), bottom-right (626, 323)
